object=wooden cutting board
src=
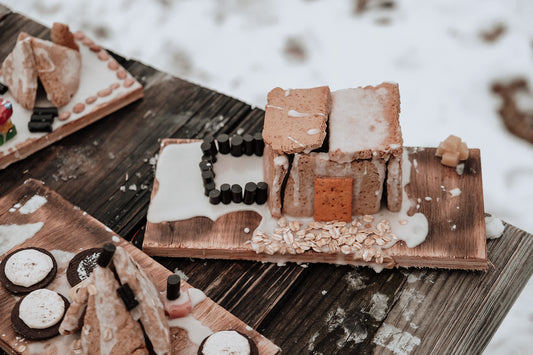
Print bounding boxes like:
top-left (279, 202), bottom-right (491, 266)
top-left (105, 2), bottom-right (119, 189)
top-left (0, 32), bottom-right (143, 170)
top-left (144, 139), bottom-right (487, 270)
top-left (0, 179), bottom-right (280, 355)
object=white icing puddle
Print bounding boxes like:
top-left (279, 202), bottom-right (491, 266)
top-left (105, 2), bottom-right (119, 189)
top-left (18, 195), bottom-right (47, 214)
top-left (0, 222), bottom-right (44, 256)
top-left (168, 287), bottom-right (212, 345)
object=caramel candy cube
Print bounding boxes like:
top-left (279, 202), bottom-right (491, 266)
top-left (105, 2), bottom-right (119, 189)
top-left (441, 151), bottom-right (460, 168)
top-left (436, 134), bottom-right (470, 167)
top-left (313, 177), bottom-right (353, 222)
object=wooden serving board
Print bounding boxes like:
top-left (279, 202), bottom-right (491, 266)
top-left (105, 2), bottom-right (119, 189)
top-left (0, 31), bottom-right (143, 170)
top-left (144, 140), bottom-right (487, 270)
top-left (0, 179), bottom-right (280, 355)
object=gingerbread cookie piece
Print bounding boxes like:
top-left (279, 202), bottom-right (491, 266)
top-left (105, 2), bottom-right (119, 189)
top-left (314, 177), bottom-right (353, 222)
top-left (31, 37), bottom-right (82, 108)
top-left (0, 247), bottom-right (57, 294)
top-left (11, 289), bottom-right (69, 340)
top-left (0, 33), bottom-right (38, 110)
top-left (263, 86), bottom-right (331, 154)
top-left (328, 83), bottom-right (403, 162)
top-left (198, 330), bottom-right (259, 355)
top-left (51, 22), bottom-right (79, 52)
top-left (262, 144), bottom-right (289, 218)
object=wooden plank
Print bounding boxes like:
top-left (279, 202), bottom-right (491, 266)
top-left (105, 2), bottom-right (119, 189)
top-left (0, 19), bottom-right (143, 170)
top-left (0, 179), bottom-right (280, 354)
top-left (144, 140), bottom-right (487, 270)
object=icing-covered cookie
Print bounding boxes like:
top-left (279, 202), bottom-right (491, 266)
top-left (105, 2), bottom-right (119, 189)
top-left (11, 289), bottom-right (69, 340)
top-left (198, 330), bottom-right (258, 355)
top-left (0, 247), bottom-right (57, 294)
top-left (66, 247), bottom-right (101, 287)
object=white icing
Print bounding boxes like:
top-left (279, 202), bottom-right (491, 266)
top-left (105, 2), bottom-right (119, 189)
top-left (19, 289), bottom-right (65, 329)
top-left (329, 87), bottom-right (394, 155)
top-left (167, 315), bottom-right (213, 345)
top-left (0, 36), bottom-right (141, 158)
top-left (92, 267), bottom-right (119, 353)
top-left (76, 251), bottom-right (99, 281)
top-left (188, 288), bottom-right (207, 308)
top-left (307, 128), bottom-right (320, 135)
top-left (449, 188), bottom-right (461, 197)
top-left (202, 331), bottom-right (250, 355)
top-left (0, 222), bottom-right (44, 255)
top-left (486, 216), bottom-right (505, 239)
top-left (265, 104), bottom-right (283, 110)
top-left (147, 142), bottom-right (267, 224)
top-left (18, 194), bottom-right (47, 214)
top-left (288, 109), bottom-right (310, 117)
top-left (49, 249), bottom-right (75, 300)
top-left (4, 249), bottom-right (53, 287)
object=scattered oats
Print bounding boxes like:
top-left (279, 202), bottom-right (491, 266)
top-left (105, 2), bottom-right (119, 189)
top-left (424, 196), bottom-right (432, 201)
top-left (120, 186), bottom-right (126, 192)
top-left (129, 184), bottom-right (137, 191)
top-left (321, 290), bottom-right (328, 295)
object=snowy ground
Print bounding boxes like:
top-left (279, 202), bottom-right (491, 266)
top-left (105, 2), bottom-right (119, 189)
top-left (2, 0), bottom-right (532, 353)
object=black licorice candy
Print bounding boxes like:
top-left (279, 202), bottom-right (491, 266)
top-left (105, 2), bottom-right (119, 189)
top-left (255, 182), bottom-right (268, 204)
top-left (96, 243), bottom-right (116, 267)
top-left (244, 182), bottom-right (257, 205)
top-left (199, 160), bottom-right (213, 172)
top-left (230, 135), bottom-right (243, 157)
top-left (204, 181), bottom-right (215, 196)
top-left (0, 83), bottom-right (8, 95)
top-left (217, 134), bottom-right (230, 154)
top-left (167, 274), bottom-right (181, 300)
top-left (201, 170), bottom-right (214, 185)
top-left (209, 189), bottom-right (221, 205)
top-left (28, 121), bottom-right (52, 133)
top-left (231, 184), bottom-right (243, 203)
top-left (30, 113), bottom-right (54, 123)
top-left (203, 136), bottom-right (218, 156)
top-left (33, 106), bottom-right (58, 117)
top-left (253, 132), bottom-right (264, 156)
top-left (201, 154), bottom-right (216, 164)
top-left (243, 134), bottom-right (254, 156)
top-left (220, 183), bottom-right (232, 204)
top-left (117, 283), bottom-right (139, 310)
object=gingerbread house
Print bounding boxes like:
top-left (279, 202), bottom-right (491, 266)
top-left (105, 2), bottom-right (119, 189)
top-left (262, 83), bottom-right (403, 221)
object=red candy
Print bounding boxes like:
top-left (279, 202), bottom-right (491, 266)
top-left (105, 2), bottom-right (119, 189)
top-left (0, 98), bottom-right (13, 125)
top-left (159, 289), bottom-right (192, 319)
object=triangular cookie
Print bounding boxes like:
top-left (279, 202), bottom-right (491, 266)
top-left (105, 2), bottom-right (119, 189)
top-left (0, 33), bottom-right (38, 110)
top-left (31, 37), bottom-right (82, 108)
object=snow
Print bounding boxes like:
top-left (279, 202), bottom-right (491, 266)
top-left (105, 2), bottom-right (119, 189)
top-left (2, 0), bottom-right (532, 353)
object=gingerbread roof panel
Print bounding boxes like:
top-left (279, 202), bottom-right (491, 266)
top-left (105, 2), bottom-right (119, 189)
top-left (262, 86), bottom-right (330, 154)
top-left (328, 82), bottom-right (403, 162)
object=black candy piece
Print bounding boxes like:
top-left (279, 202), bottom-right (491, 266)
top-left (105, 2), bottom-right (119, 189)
top-left (209, 189), bottom-right (221, 205)
top-left (244, 182), bottom-right (257, 205)
top-left (204, 181), bottom-right (215, 196)
top-left (199, 160), bottom-right (213, 173)
top-left (0, 83), bottom-right (8, 95)
top-left (203, 136), bottom-right (218, 156)
top-left (117, 283), bottom-right (139, 310)
top-left (253, 132), bottom-right (264, 156)
top-left (201, 142), bottom-right (212, 155)
top-left (167, 274), bottom-right (181, 300)
top-left (201, 170), bottom-right (214, 185)
top-left (231, 184), bottom-right (242, 203)
top-left (243, 134), bottom-right (254, 156)
top-left (28, 121), bottom-right (53, 133)
top-left (201, 154), bottom-right (217, 164)
top-left (96, 243), bottom-right (116, 267)
top-left (217, 134), bottom-right (230, 154)
top-left (255, 182), bottom-right (268, 204)
top-left (30, 113), bottom-right (54, 123)
top-left (220, 183), bottom-right (232, 204)
top-left (230, 135), bottom-right (243, 157)
top-left (33, 106), bottom-right (58, 117)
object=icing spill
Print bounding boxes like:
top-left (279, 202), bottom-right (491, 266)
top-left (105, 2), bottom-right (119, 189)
top-left (0, 222), bottom-right (44, 255)
top-left (369, 293), bottom-right (389, 321)
top-left (485, 216), bottom-right (505, 239)
top-left (168, 316), bottom-right (213, 345)
top-left (18, 194), bottom-right (47, 214)
top-left (373, 323), bottom-right (421, 355)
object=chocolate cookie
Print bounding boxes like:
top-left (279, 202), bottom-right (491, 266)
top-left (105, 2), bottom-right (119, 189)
top-left (0, 247), bottom-right (57, 294)
top-left (198, 330), bottom-right (259, 355)
top-left (66, 247), bottom-right (101, 287)
top-left (11, 290), bottom-right (70, 341)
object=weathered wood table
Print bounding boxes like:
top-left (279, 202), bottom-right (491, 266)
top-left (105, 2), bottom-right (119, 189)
top-left (0, 6), bottom-right (532, 354)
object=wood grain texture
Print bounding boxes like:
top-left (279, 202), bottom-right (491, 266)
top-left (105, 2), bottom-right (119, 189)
top-left (144, 141), bottom-right (487, 270)
top-left (0, 11), bottom-right (531, 355)
top-left (0, 179), bottom-right (280, 355)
